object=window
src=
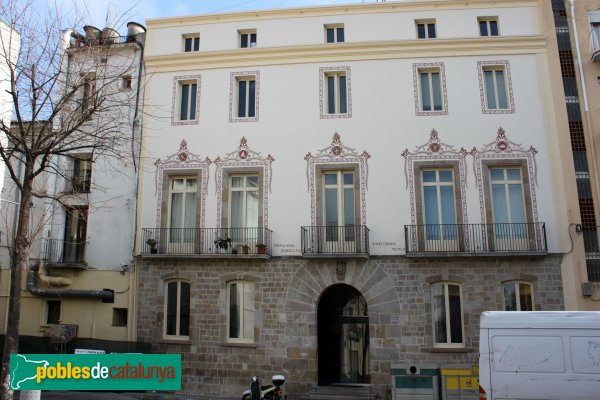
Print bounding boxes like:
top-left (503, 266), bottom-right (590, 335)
top-left (414, 63), bottom-right (447, 115)
top-left (230, 175), bottom-right (259, 229)
top-left (416, 20), bottom-right (436, 39)
top-left (236, 77), bottom-right (256, 118)
top-left (47, 300), bottom-right (61, 324)
top-left (167, 177), bottom-right (198, 253)
top-left (431, 282), bottom-right (463, 346)
top-left (164, 280), bottom-right (190, 338)
top-left (122, 75), bottom-right (132, 90)
top-left (63, 206), bottom-right (87, 264)
top-left (478, 17), bottom-right (499, 36)
top-left (489, 167), bottom-right (528, 243)
top-left (80, 73), bottom-right (96, 119)
top-left (112, 308), bottom-right (128, 326)
top-left (322, 171), bottom-right (357, 247)
top-left (171, 75), bottom-right (200, 125)
top-left (183, 35), bottom-right (200, 52)
top-left (70, 154), bottom-right (92, 193)
top-left (478, 61), bottom-right (513, 113)
top-left (421, 170), bottom-right (457, 242)
top-left (325, 71), bottom-right (347, 115)
top-left (239, 30), bottom-right (257, 48)
top-left (179, 81), bottom-right (197, 121)
top-left (228, 281), bottom-right (254, 342)
top-left (503, 281), bottom-right (533, 311)
top-left (325, 25), bottom-right (344, 43)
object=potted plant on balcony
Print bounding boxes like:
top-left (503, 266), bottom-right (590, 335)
top-left (242, 244), bottom-right (249, 255)
top-left (146, 238), bottom-right (158, 254)
top-left (214, 236), bottom-right (232, 251)
top-left (256, 243), bottom-right (267, 255)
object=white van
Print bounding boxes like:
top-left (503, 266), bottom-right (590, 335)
top-left (479, 311), bottom-right (600, 400)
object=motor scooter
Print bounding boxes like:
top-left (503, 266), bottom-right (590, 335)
top-left (242, 374), bottom-right (285, 400)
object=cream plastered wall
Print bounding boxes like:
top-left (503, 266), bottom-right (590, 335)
top-left (138, 1), bottom-right (571, 259)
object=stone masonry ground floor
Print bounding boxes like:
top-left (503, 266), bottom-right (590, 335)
top-left (136, 255), bottom-right (564, 399)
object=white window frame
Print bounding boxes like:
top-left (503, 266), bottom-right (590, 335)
top-left (227, 280), bottom-right (255, 343)
top-left (502, 281), bottom-right (534, 311)
top-left (489, 167), bottom-right (527, 225)
top-left (418, 68), bottom-right (443, 113)
top-left (229, 71), bottom-right (260, 122)
top-left (416, 19), bottom-right (437, 39)
top-left (239, 30), bottom-right (257, 48)
top-left (229, 174), bottom-right (260, 229)
top-left (325, 24), bottom-right (345, 43)
top-left (478, 17), bottom-right (499, 37)
top-left (413, 63), bottom-right (447, 116)
top-left (171, 75), bottom-right (200, 126)
top-left (320, 66), bottom-right (352, 119)
top-left (183, 34), bottom-right (200, 52)
top-left (163, 280), bottom-right (190, 340)
top-left (431, 282), bottom-right (464, 348)
top-left (478, 61), bottom-right (514, 114)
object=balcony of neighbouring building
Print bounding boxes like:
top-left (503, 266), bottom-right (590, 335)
top-left (42, 239), bottom-right (88, 267)
top-left (301, 225), bottom-right (370, 258)
top-left (404, 223), bottom-right (547, 257)
top-left (591, 26), bottom-right (600, 62)
top-left (140, 227), bottom-right (272, 257)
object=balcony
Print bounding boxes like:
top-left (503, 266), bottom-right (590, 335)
top-left (301, 225), bottom-right (370, 258)
top-left (592, 26), bottom-right (600, 62)
top-left (42, 239), bottom-right (87, 267)
top-left (404, 223), bottom-right (547, 257)
top-left (140, 227), bottom-right (273, 257)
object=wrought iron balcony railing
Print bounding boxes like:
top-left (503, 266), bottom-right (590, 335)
top-left (301, 225), bottom-right (370, 257)
top-left (141, 227), bottom-right (272, 256)
top-left (42, 239), bottom-right (87, 264)
top-left (404, 223), bottom-right (547, 255)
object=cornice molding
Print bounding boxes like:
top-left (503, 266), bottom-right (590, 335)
top-left (146, 0), bottom-right (539, 29)
top-left (145, 36), bottom-right (547, 72)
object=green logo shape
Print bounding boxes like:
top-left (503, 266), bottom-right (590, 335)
top-left (10, 354), bottom-right (181, 390)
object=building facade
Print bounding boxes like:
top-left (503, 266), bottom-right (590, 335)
top-left (550, 0), bottom-right (600, 306)
top-left (136, 1), bottom-right (576, 398)
top-left (0, 22), bottom-right (148, 354)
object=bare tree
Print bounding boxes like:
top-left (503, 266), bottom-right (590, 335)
top-left (0, 1), bottom-right (144, 397)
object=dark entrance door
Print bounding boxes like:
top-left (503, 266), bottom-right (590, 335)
top-left (317, 284), bottom-right (369, 386)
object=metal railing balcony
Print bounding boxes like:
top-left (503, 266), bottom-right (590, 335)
top-left (141, 227), bottom-right (272, 256)
top-left (42, 239), bottom-right (87, 265)
top-left (301, 225), bottom-right (370, 257)
top-left (404, 223), bottom-right (547, 256)
top-left (591, 26), bottom-right (600, 62)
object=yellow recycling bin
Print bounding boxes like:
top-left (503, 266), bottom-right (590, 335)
top-left (440, 365), bottom-right (479, 400)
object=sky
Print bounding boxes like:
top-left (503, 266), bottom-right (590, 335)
top-left (47, 0), bottom-right (385, 33)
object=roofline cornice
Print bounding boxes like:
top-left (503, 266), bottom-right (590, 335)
top-left (144, 35), bottom-right (546, 72)
top-left (146, 0), bottom-right (540, 29)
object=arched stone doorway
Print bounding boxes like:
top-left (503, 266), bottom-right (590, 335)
top-left (317, 284), bottom-right (369, 386)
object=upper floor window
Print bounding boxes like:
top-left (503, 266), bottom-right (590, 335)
top-left (70, 154), bottom-right (92, 193)
top-left (164, 280), bottom-right (190, 339)
top-left (478, 17), bottom-right (499, 36)
top-left (171, 75), bottom-right (200, 125)
top-left (325, 24), bottom-right (344, 43)
top-left (320, 66), bottom-right (352, 118)
top-left (416, 20), bottom-right (436, 39)
top-left (503, 281), bottom-right (533, 311)
top-left (228, 280), bottom-right (254, 343)
top-left (229, 72), bottom-right (260, 122)
top-left (421, 169), bottom-right (457, 242)
top-left (414, 63), bottom-right (447, 116)
top-left (239, 30), bottom-right (257, 48)
top-left (183, 34), bottom-right (200, 52)
top-left (80, 73), bottom-right (96, 119)
top-left (63, 206), bottom-right (88, 264)
top-left (47, 300), bottom-right (61, 324)
top-left (167, 177), bottom-right (198, 252)
top-left (431, 282), bottom-right (463, 347)
top-left (121, 75), bottom-right (132, 90)
top-left (489, 167), bottom-right (527, 245)
top-left (478, 61), bottom-right (514, 114)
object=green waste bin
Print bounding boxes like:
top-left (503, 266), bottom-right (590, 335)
top-left (391, 364), bottom-right (440, 400)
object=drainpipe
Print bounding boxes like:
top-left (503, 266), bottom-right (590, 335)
top-left (27, 264), bottom-right (114, 301)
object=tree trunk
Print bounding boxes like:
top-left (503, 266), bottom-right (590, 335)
top-left (1, 171), bottom-right (34, 400)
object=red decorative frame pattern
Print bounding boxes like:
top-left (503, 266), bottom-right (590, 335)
top-left (171, 75), bottom-right (201, 126)
top-left (319, 66), bottom-right (352, 119)
top-left (228, 71), bottom-right (260, 123)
